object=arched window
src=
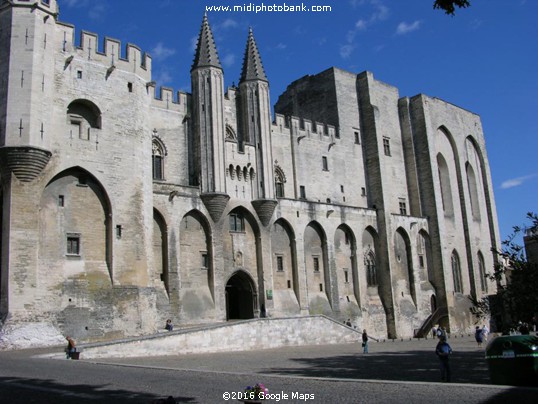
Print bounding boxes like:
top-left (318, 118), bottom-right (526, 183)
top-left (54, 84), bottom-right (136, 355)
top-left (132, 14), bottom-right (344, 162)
top-left (365, 251), bottom-right (377, 286)
top-left (451, 250), bottom-right (463, 293)
top-left (67, 99), bottom-right (102, 140)
top-left (466, 162), bottom-right (481, 221)
top-left (152, 138), bottom-right (166, 180)
top-left (275, 166), bottom-right (286, 198)
top-left (437, 153), bottom-right (454, 215)
top-left (478, 252), bottom-right (488, 293)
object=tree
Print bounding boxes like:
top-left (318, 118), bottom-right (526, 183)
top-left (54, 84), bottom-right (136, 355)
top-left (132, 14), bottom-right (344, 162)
top-left (473, 213), bottom-right (538, 331)
top-left (433, 0), bottom-right (471, 15)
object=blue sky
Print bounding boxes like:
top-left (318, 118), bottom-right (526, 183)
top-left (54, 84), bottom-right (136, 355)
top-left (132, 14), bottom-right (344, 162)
top-left (57, 0), bottom-right (537, 245)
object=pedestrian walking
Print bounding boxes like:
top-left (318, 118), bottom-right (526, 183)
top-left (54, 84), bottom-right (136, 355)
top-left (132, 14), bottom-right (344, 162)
top-left (361, 329), bottom-right (378, 353)
top-left (435, 336), bottom-right (452, 382)
top-left (65, 336), bottom-right (76, 359)
top-left (482, 324), bottom-right (489, 342)
top-left (474, 326), bottom-right (484, 347)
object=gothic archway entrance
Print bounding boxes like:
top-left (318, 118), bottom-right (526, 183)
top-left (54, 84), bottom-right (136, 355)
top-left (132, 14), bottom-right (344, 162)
top-left (225, 271), bottom-right (256, 320)
top-left (431, 294), bottom-right (437, 313)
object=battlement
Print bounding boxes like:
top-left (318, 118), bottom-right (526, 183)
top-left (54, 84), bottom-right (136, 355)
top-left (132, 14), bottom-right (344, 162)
top-left (272, 113), bottom-right (338, 140)
top-left (147, 83), bottom-right (189, 112)
top-left (56, 20), bottom-right (190, 110)
top-left (56, 21), bottom-right (152, 79)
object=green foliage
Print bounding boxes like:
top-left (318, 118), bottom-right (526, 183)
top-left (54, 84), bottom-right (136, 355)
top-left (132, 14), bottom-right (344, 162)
top-left (491, 213), bottom-right (538, 325)
top-left (433, 0), bottom-right (471, 15)
top-left (468, 295), bottom-right (490, 323)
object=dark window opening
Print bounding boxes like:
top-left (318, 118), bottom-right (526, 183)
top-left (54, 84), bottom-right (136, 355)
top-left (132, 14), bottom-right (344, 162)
top-left (399, 201), bottom-right (407, 215)
top-left (276, 256), bottom-right (284, 272)
top-left (313, 256), bottom-right (320, 272)
top-left (299, 185), bottom-right (306, 199)
top-left (67, 235), bottom-right (80, 255)
top-left (383, 137), bottom-right (391, 156)
top-left (229, 213), bottom-right (245, 232)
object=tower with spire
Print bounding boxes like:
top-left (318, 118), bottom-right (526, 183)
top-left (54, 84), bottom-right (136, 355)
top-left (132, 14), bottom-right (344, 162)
top-left (239, 28), bottom-right (277, 226)
top-left (190, 14), bottom-right (229, 222)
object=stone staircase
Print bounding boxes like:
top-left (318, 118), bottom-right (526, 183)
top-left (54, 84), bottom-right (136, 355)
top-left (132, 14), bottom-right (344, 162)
top-left (77, 315), bottom-right (361, 359)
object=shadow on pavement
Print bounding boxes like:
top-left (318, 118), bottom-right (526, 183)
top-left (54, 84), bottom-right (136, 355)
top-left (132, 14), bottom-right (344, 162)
top-left (260, 349), bottom-right (491, 384)
top-left (0, 376), bottom-right (195, 404)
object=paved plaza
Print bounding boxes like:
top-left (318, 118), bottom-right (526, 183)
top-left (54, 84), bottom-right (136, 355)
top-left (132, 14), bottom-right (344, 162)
top-left (1, 334), bottom-right (537, 403)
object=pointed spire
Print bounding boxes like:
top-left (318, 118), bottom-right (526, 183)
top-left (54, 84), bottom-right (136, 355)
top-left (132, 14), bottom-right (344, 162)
top-left (191, 14), bottom-right (222, 71)
top-left (239, 27), bottom-right (268, 83)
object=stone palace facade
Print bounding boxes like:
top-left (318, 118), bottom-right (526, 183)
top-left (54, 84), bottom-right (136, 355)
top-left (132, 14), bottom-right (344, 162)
top-left (0, 0), bottom-right (500, 343)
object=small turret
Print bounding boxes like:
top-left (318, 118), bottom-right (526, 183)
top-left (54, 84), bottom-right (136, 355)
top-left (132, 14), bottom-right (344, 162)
top-left (190, 14), bottom-right (229, 222)
top-left (239, 28), bottom-right (277, 226)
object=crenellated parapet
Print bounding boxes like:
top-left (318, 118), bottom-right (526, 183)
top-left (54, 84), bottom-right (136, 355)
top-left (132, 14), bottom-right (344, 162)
top-left (147, 84), bottom-right (189, 113)
top-left (272, 113), bottom-right (338, 141)
top-left (56, 22), bottom-right (152, 81)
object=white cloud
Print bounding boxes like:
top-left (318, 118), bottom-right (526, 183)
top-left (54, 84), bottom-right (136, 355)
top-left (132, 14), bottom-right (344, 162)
top-left (276, 43), bottom-right (287, 50)
top-left (396, 20), bottom-right (421, 35)
top-left (352, 0), bottom-right (390, 32)
top-left (219, 19), bottom-right (238, 30)
top-left (153, 69), bottom-right (172, 86)
top-left (63, 0), bottom-right (88, 7)
top-left (190, 36), bottom-right (198, 52)
top-left (221, 53), bottom-right (235, 67)
top-left (340, 44), bottom-right (354, 59)
top-left (355, 20), bottom-right (368, 31)
top-left (88, 3), bottom-right (106, 20)
top-left (501, 174), bottom-right (537, 189)
top-left (151, 42), bottom-right (176, 61)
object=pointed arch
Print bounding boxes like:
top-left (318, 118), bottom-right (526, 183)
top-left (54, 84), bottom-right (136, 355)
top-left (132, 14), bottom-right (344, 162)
top-left (271, 218), bottom-right (300, 314)
top-left (225, 269), bottom-right (257, 320)
top-left (152, 137), bottom-right (167, 180)
top-left (304, 221), bottom-right (332, 314)
top-left (225, 124), bottom-right (237, 141)
top-left (225, 206), bottom-right (262, 315)
top-left (153, 208), bottom-right (169, 295)
top-left (451, 249), bottom-right (463, 293)
top-left (335, 223), bottom-right (360, 308)
top-left (362, 226), bottom-right (379, 287)
top-left (437, 152), bottom-right (454, 215)
top-left (395, 227), bottom-right (416, 304)
top-left (465, 162), bottom-right (480, 221)
top-left (477, 251), bottom-right (488, 293)
top-left (274, 164), bottom-right (286, 198)
top-left (39, 166), bottom-right (113, 280)
top-left (179, 209), bottom-right (215, 320)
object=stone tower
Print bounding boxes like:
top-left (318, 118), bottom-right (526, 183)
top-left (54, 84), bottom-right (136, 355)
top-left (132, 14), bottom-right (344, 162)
top-left (0, 0), bottom-right (59, 180)
top-left (190, 14), bottom-right (229, 222)
top-left (239, 28), bottom-right (277, 226)
top-left (0, 0), bottom-right (59, 318)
